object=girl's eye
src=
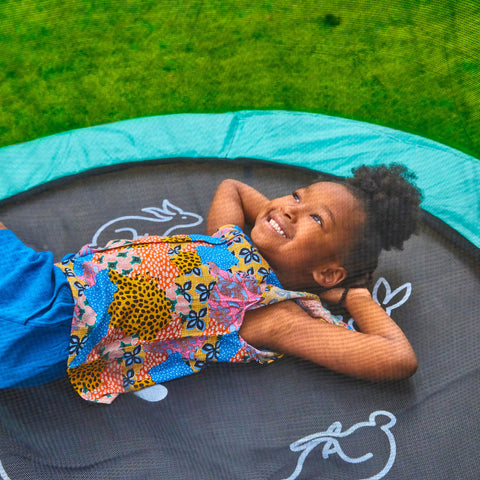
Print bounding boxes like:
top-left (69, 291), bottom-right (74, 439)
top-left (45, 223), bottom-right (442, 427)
top-left (292, 192), bottom-right (300, 202)
top-left (311, 214), bottom-right (323, 227)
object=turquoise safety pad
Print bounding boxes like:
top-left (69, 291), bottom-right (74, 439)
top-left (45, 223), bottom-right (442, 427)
top-left (0, 110), bottom-right (479, 248)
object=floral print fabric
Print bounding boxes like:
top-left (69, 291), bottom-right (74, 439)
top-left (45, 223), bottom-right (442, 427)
top-left (57, 225), bottom-right (330, 403)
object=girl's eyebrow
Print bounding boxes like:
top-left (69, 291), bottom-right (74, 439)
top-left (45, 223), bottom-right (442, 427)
top-left (322, 205), bottom-right (336, 226)
top-left (303, 186), bottom-right (336, 226)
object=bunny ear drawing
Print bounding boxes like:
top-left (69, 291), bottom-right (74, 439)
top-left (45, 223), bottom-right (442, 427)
top-left (159, 199), bottom-right (182, 216)
top-left (372, 277), bottom-right (412, 315)
top-left (140, 207), bottom-right (173, 221)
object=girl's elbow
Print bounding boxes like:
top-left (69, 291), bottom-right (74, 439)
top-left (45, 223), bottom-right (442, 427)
top-left (400, 351), bottom-right (418, 378)
top-left (384, 350), bottom-right (418, 381)
top-left (363, 346), bottom-right (417, 382)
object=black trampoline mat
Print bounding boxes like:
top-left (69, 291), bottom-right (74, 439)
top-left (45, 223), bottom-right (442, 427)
top-left (0, 159), bottom-right (479, 480)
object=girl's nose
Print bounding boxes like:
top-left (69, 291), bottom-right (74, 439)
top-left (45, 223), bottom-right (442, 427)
top-left (283, 204), bottom-right (300, 221)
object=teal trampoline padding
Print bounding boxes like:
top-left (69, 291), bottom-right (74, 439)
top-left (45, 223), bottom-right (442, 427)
top-left (0, 110), bottom-right (479, 248)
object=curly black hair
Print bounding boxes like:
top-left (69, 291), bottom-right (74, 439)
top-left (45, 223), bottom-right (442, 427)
top-left (339, 164), bottom-right (423, 287)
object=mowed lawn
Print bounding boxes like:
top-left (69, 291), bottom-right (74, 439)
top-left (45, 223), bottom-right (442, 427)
top-left (0, 0), bottom-right (479, 158)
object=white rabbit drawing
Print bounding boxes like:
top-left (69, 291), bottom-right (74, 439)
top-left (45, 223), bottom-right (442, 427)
top-left (90, 200), bottom-right (203, 247)
top-left (282, 410), bottom-right (397, 480)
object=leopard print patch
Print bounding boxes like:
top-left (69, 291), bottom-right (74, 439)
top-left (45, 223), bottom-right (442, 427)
top-left (132, 377), bottom-right (155, 391)
top-left (108, 270), bottom-right (172, 341)
top-left (170, 250), bottom-right (202, 273)
top-left (68, 357), bottom-right (106, 395)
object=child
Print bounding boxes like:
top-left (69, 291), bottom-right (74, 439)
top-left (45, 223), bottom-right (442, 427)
top-left (0, 164), bottom-right (421, 404)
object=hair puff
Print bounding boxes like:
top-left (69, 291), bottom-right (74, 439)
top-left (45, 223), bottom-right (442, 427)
top-left (341, 164), bottom-right (423, 283)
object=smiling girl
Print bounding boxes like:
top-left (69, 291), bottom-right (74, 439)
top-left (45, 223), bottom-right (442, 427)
top-left (209, 165), bottom-right (421, 384)
top-left (0, 164), bottom-right (421, 403)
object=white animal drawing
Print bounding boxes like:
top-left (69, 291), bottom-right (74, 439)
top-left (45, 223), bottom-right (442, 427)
top-left (90, 200), bottom-right (203, 247)
top-left (283, 410), bottom-right (397, 480)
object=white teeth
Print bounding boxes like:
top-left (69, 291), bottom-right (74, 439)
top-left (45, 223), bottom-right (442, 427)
top-left (269, 219), bottom-right (287, 238)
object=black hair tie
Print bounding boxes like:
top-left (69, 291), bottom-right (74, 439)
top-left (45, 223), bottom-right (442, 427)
top-left (332, 288), bottom-right (349, 307)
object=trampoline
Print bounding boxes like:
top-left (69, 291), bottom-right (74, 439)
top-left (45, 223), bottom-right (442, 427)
top-left (0, 110), bottom-right (479, 479)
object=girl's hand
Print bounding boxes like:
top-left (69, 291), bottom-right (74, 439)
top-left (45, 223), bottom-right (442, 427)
top-left (206, 179), bottom-right (269, 235)
top-left (319, 288), bottom-right (348, 305)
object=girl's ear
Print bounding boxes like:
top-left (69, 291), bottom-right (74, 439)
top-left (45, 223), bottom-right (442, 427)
top-left (312, 263), bottom-right (347, 288)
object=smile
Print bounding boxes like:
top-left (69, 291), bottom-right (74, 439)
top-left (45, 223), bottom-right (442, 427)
top-left (268, 218), bottom-right (287, 238)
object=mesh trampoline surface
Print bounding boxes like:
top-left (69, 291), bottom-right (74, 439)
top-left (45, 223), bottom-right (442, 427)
top-left (0, 111), bottom-right (479, 479)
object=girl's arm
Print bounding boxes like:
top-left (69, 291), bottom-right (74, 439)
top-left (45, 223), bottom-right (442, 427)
top-left (0, 222), bottom-right (6, 229)
top-left (206, 179), bottom-right (269, 235)
top-left (240, 289), bottom-right (418, 381)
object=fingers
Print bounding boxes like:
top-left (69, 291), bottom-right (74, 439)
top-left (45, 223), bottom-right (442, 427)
top-left (319, 287), bottom-right (347, 304)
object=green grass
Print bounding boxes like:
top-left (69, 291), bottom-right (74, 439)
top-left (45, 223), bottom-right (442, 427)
top-left (0, 0), bottom-right (479, 158)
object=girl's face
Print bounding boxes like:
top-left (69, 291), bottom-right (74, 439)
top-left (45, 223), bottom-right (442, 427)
top-left (251, 182), bottom-right (365, 290)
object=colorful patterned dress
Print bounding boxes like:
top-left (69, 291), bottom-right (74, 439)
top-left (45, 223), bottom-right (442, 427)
top-left (57, 225), bottom-right (348, 404)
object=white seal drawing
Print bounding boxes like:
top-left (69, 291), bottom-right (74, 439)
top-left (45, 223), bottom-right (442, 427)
top-left (283, 410), bottom-right (397, 480)
top-left (90, 200), bottom-right (203, 247)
